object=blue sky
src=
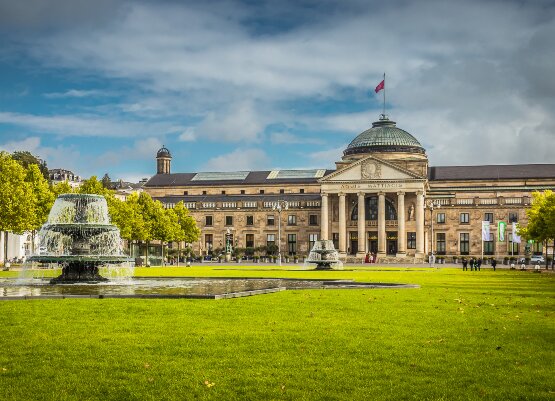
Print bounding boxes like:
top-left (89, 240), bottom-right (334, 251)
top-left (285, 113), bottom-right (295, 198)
top-left (1, 0), bottom-right (554, 182)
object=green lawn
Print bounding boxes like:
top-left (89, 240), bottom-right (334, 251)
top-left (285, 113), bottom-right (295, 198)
top-left (1, 266), bottom-right (553, 400)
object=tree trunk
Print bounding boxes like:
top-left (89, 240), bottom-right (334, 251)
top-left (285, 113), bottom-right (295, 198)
top-left (145, 241), bottom-right (149, 267)
top-left (177, 241), bottom-right (180, 267)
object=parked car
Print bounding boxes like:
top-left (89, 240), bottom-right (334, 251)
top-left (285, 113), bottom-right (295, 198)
top-left (530, 255), bottom-right (545, 264)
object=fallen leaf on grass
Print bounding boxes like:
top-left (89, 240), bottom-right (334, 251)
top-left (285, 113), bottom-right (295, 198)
top-left (204, 380), bottom-right (215, 388)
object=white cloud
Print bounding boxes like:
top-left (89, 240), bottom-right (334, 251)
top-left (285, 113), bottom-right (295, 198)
top-left (0, 135), bottom-right (82, 172)
top-left (269, 131), bottom-right (323, 145)
top-left (96, 137), bottom-right (163, 167)
top-left (202, 148), bottom-right (269, 171)
top-left (44, 89), bottom-right (108, 98)
top-left (178, 128), bottom-right (196, 142)
top-left (194, 101), bottom-right (265, 142)
top-left (0, 111), bottom-right (179, 138)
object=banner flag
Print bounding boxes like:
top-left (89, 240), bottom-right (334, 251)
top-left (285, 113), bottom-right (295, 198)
top-left (498, 221), bottom-right (506, 242)
top-left (512, 222), bottom-right (521, 244)
top-left (375, 80), bottom-right (385, 93)
top-left (482, 221), bottom-right (491, 241)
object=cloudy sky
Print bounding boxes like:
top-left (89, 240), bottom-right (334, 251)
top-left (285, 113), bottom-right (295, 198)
top-left (0, 0), bottom-right (554, 182)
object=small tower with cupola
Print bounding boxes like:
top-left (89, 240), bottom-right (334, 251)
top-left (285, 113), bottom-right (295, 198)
top-left (156, 146), bottom-right (172, 174)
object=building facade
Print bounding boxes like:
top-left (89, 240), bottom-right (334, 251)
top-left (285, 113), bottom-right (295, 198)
top-left (144, 116), bottom-right (555, 262)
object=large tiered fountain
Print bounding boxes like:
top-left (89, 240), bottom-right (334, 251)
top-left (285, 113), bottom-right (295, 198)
top-left (306, 240), bottom-right (343, 270)
top-left (28, 194), bottom-right (131, 283)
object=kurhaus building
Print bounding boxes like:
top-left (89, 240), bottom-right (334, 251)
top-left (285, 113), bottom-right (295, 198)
top-left (144, 115), bottom-right (555, 262)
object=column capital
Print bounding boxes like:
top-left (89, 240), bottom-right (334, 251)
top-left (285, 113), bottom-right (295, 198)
top-left (416, 190), bottom-right (424, 196)
top-left (397, 191), bottom-right (405, 196)
top-left (338, 192), bottom-right (346, 197)
top-left (378, 191), bottom-right (386, 197)
top-left (357, 191), bottom-right (365, 197)
top-left (321, 192), bottom-right (329, 198)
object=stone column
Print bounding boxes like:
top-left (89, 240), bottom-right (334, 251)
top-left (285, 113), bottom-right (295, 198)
top-left (397, 191), bottom-right (406, 256)
top-left (320, 193), bottom-right (329, 240)
top-left (378, 192), bottom-right (386, 256)
top-left (356, 192), bottom-right (366, 258)
top-left (416, 190), bottom-right (425, 257)
top-left (338, 192), bottom-right (347, 256)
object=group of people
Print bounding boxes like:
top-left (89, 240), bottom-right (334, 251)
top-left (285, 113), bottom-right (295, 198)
top-left (364, 253), bottom-right (377, 263)
top-left (461, 257), bottom-right (497, 271)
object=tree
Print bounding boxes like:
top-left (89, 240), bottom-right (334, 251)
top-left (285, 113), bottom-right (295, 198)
top-left (101, 173), bottom-right (112, 189)
top-left (25, 164), bottom-right (56, 253)
top-left (11, 150), bottom-right (49, 181)
top-left (79, 176), bottom-right (112, 197)
top-left (0, 152), bottom-right (36, 265)
top-left (519, 190), bottom-right (555, 268)
top-left (52, 180), bottom-right (74, 197)
top-left (172, 201), bottom-right (201, 264)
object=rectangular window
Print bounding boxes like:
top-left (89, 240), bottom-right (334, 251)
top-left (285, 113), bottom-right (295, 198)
top-left (300, 188), bottom-right (305, 194)
top-left (287, 215), bottom-right (297, 225)
top-left (280, 189), bottom-right (285, 194)
top-left (484, 233), bottom-right (494, 255)
top-left (240, 190), bottom-right (245, 194)
top-left (309, 214), bottom-right (318, 226)
top-left (202, 190), bottom-right (207, 195)
top-left (267, 215), bottom-right (275, 226)
top-left (259, 189), bottom-right (264, 194)
top-left (221, 190), bottom-right (226, 194)
top-left (225, 216), bottom-right (233, 226)
top-left (266, 234), bottom-right (275, 247)
top-left (437, 213), bottom-right (445, 224)
top-left (509, 212), bottom-right (518, 223)
top-left (205, 215), bottom-right (213, 226)
top-left (407, 232), bottom-right (416, 249)
top-left (460, 213), bottom-right (470, 224)
top-left (246, 215), bottom-right (254, 226)
top-left (309, 233), bottom-right (318, 250)
top-left (245, 234), bottom-right (254, 248)
top-left (460, 233), bottom-right (470, 255)
top-left (288, 234), bottom-right (297, 255)
top-left (183, 191), bottom-right (188, 195)
top-left (436, 233), bottom-right (446, 255)
top-left (332, 233), bottom-right (339, 250)
top-left (484, 212), bottom-right (494, 223)
top-left (205, 234), bottom-right (213, 251)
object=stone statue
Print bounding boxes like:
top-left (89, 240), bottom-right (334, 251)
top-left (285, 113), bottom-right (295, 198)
top-left (408, 203), bottom-right (415, 221)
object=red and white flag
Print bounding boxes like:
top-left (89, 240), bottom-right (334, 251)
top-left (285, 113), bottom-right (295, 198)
top-left (375, 80), bottom-right (385, 93)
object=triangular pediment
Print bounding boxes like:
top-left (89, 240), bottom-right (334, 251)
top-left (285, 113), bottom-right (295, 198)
top-left (319, 155), bottom-right (424, 183)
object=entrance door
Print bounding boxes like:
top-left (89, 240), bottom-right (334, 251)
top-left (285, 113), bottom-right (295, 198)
top-left (349, 232), bottom-right (358, 255)
top-left (387, 240), bottom-right (397, 255)
top-left (387, 232), bottom-right (398, 255)
top-left (368, 232), bottom-right (378, 254)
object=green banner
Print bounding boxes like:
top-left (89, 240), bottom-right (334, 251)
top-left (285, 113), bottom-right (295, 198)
top-left (498, 221), bottom-right (506, 242)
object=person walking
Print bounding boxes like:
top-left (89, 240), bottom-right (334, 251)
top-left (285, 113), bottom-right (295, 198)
top-left (469, 257), bottom-right (475, 271)
top-left (491, 259), bottom-right (497, 271)
top-left (476, 258), bottom-right (482, 271)
top-left (462, 257), bottom-right (468, 271)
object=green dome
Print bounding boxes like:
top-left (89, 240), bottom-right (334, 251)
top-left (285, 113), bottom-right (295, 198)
top-left (344, 116), bottom-right (425, 156)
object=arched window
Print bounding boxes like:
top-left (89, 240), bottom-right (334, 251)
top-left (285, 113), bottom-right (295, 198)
top-left (351, 196), bottom-right (397, 221)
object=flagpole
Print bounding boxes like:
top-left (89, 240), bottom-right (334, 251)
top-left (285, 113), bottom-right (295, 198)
top-left (382, 72), bottom-right (386, 117)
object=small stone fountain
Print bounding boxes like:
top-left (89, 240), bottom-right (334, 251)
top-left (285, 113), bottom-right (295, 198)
top-left (28, 194), bottom-right (131, 283)
top-left (306, 240), bottom-right (343, 270)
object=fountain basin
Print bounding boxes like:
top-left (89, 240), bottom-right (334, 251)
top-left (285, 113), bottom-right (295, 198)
top-left (0, 277), bottom-right (419, 300)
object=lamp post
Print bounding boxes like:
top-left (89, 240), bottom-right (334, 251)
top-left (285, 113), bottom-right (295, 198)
top-left (272, 200), bottom-right (289, 266)
top-left (426, 199), bottom-right (441, 265)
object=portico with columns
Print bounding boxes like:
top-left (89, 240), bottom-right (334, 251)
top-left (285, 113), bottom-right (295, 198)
top-left (319, 155), bottom-right (427, 261)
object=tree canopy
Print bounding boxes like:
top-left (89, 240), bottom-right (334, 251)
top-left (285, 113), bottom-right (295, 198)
top-left (11, 151), bottom-right (49, 181)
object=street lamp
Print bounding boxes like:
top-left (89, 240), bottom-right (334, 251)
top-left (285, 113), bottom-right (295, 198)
top-left (426, 199), bottom-right (442, 265)
top-left (272, 200), bottom-right (289, 266)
